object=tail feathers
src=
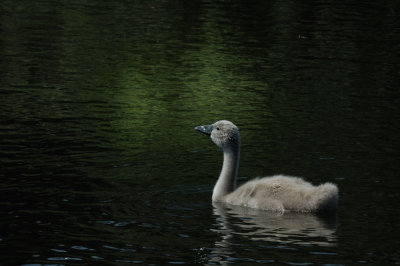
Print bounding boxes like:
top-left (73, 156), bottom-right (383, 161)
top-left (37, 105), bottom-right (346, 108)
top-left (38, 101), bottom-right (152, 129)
top-left (314, 183), bottom-right (338, 213)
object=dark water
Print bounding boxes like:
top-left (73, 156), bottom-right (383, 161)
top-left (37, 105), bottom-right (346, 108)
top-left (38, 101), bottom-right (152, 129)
top-left (1, 0), bottom-right (399, 264)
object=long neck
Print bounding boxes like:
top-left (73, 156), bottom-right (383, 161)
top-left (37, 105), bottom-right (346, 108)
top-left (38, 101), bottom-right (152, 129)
top-left (212, 143), bottom-right (240, 202)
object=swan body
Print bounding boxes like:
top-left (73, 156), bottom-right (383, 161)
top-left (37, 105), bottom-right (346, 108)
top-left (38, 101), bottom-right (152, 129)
top-left (195, 120), bottom-right (338, 213)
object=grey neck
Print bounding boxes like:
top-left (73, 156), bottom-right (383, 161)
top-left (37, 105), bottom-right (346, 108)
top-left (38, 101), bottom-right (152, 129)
top-left (212, 144), bottom-right (240, 202)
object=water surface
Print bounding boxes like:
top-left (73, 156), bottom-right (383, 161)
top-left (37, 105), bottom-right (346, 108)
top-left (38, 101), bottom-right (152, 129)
top-left (1, 0), bottom-right (399, 264)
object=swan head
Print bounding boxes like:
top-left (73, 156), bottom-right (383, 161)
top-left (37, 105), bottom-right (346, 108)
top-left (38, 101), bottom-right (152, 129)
top-left (195, 120), bottom-right (241, 151)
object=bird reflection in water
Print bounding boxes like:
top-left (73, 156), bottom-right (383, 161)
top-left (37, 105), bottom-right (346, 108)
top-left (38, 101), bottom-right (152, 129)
top-left (206, 202), bottom-right (337, 264)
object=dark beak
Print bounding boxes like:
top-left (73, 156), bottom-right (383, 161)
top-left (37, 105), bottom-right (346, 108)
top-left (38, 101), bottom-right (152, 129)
top-left (195, 124), bottom-right (213, 136)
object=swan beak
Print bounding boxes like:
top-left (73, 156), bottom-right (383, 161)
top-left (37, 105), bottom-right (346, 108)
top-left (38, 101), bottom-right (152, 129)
top-left (195, 124), bottom-right (213, 136)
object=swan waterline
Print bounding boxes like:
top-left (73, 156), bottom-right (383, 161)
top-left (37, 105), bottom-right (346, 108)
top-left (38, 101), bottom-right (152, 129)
top-left (195, 120), bottom-right (338, 213)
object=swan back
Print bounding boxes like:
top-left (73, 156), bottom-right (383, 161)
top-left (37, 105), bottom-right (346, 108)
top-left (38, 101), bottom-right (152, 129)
top-left (225, 175), bottom-right (338, 213)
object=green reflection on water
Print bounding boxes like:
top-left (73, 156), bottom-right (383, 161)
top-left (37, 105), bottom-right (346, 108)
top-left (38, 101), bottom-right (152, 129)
top-left (0, 1), bottom-right (399, 263)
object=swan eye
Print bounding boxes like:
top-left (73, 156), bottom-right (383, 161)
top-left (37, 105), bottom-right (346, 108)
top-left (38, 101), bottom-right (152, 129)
top-left (216, 127), bottom-right (220, 130)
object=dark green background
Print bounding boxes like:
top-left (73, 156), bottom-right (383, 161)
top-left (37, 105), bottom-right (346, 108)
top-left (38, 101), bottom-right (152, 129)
top-left (1, 0), bottom-right (399, 264)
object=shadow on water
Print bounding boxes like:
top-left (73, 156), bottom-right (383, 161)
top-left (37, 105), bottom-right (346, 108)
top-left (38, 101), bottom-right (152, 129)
top-left (202, 202), bottom-right (337, 264)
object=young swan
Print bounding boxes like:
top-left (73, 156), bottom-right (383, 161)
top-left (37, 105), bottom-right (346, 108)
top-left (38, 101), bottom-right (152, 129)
top-left (195, 120), bottom-right (338, 213)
